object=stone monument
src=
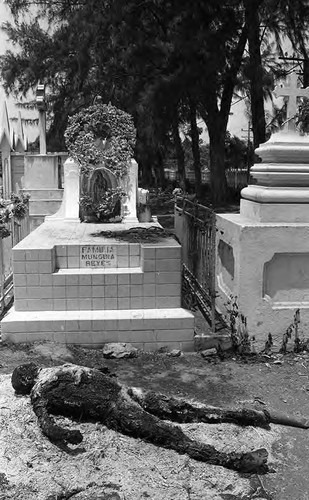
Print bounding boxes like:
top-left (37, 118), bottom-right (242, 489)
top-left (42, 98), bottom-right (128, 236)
top-left (216, 72), bottom-right (309, 348)
top-left (0, 89), bottom-right (67, 230)
top-left (20, 84), bottom-right (66, 229)
top-left (1, 103), bottom-right (194, 350)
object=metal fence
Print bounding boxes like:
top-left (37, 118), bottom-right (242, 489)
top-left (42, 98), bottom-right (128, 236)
top-left (165, 166), bottom-right (248, 191)
top-left (174, 196), bottom-right (217, 332)
top-left (0, 208), bottom-right (30, 318)
top-left (225, 168), bottom-right (248, 190)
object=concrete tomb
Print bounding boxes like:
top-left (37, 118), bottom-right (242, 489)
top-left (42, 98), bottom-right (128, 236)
top-left (216, 72), bottom-right (309, 348)
top-left (2, 156), bottom-right (194, 350)
top-left (0, 90), bottom-right (67, 230)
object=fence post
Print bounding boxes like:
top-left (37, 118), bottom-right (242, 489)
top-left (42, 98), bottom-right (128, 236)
top-left (192, 199), bottom-right (199, 276)
top-left (0, 239), bottom-right (4, 314)
top-left (210, 210), bottom-right (216, 333)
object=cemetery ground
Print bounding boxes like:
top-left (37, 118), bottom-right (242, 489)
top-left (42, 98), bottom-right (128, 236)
top-left (0, 339), bottom-right (309, 499)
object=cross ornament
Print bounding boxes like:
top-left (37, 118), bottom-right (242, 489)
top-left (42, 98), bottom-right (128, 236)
top-left (273, 72), bottom-right (309, 132)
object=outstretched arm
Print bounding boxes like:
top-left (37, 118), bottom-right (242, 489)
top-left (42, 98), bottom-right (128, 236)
top-left (30, 389), bottom-right (83, 445)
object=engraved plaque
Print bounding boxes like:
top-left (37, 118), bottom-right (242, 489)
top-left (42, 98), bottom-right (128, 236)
top-left (80, 245), bottom-right (117, 268)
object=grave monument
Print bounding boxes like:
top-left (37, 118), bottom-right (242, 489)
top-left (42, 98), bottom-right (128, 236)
top-left (216, 72), bottom-right (309, 349)
top-left (1, 103), bottom-right (194, 350)
top-left (21, 84), bottom-right (66, 229)
top-left (0, 87), bottom-right (67, 230)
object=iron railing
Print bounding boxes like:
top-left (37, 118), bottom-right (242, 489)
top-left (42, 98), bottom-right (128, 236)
top-left (175, 196), bottom-right (217, 332)
top-left (0, 208), bottom-right (30, 319)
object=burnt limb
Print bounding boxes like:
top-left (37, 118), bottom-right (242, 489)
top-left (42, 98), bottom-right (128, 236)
top-left (128, 388), bottom-right (271, 428)
top-left (106, 389), bottom-right (268, 474)
top-left (12, 364), bottom-right (268, 473)
top-left (31, 391), bottom-right (83, 445)
top-left (130, 388), bottom-right (309, 430)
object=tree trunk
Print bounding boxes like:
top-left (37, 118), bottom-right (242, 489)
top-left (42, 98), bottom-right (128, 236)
top-left (188, 97), bottom-right (202, 198)
top-left (140, 159), bottom-right (154, 187)
top-left (245, 0), bottom-right (266, 148)
top-left (208, 126), bottom-right (228, 205)
top-left (171, 108), bottom-right (186, 191)
top-left (198, 24), bottom-right (248, 205)
top-left (11, 363), bottom-right (269, 474)
top-left (199, 103), bottom-right (229, 205)
top-left (153, 150), bottom-right (166, 189)
top-left (135, 131), bottom-right (155, 187)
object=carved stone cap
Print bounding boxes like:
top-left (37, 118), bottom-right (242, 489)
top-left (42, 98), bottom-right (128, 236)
top-left (255, 130), bottom-right (309, 164)
top-left (242, 129), bottom-right (309, 208)
top-left (240, 130), bottom-right (309, 222)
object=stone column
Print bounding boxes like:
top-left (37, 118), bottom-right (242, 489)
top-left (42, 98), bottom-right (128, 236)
top-left (120, 159), bottom-right (139, 223)
top-left (216, 128), bottom-right (309, 349)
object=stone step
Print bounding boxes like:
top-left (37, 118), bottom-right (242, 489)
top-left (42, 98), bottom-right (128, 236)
top-left (14, 267), bottom-right (182, 312)
top-left (1, 307), bottom-right (195, 351)
top-left (25, 189), bottom-right (64, 200)
top-left (29, 200), bottom-right (62, 216)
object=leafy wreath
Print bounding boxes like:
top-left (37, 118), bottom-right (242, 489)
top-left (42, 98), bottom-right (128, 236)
top-left (64, 103), bottom-right (136, 177)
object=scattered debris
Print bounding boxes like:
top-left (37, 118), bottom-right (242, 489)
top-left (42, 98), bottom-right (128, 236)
top-left (102, 343), bottom-right (138, 359)
top-left (157, 346), bottom-right (169, 353)
top-left (166, 349), bottom-right (182, 357)
top-left (200, 348), bottom-right (217, 357)
top-left (92, 226), bottom-right (176, 243)
top-left (31, 342), bottom-right (74, 363)
top-left (194, 334), bottom-right (232, 352)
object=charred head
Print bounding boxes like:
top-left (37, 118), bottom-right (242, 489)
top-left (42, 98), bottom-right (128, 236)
top-left (11, 363), bottom-right (40, 395)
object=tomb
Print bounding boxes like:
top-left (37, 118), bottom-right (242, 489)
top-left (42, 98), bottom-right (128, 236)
top-left (1, 103), bottom-right (194, 350)
top-left (0, 88), bottom-right (67, 231)
top-left (216, 72), bottom-right (309, 349)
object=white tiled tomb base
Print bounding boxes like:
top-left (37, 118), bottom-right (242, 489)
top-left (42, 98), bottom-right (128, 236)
top-left (2, 221), bottom-right (195, 350)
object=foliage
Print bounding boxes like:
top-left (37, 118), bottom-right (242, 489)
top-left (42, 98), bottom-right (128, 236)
top-left (79, 187), bottom-right (125, 223)
top-left (0, 0), bottom-right (248, 203)
top-left (65, 103), bottom-right (136, 176)
top-left (225, 295), bottom-right (251, 354)
top-left (224, 132), bottom-right (254, 171)
top-left (2, 0), bottom-right (309, 203)
top-left (148, 188), bottom-right (175, 214)
top-left (279, 309), bottom-right (304, 354)
top-left (0, 224), bottom-right (11, 239)
top-left (10, 193), bottom-right (30, 219)
top-left (0, 193), bottom-right (30, 239)
top-left (0, 205), bottom-right (12, 238)
top-left (263, 333), bottom-right (273, 354)
top-left (236, 0), bottom-right (309, 148)
top-left (296, 98), bottom-right (309, 134)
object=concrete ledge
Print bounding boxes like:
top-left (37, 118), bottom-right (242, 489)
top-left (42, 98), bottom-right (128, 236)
top-left (2, 307), bottom-right (195, 351)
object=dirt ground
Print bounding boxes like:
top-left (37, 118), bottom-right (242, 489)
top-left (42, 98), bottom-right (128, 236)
top-left (0, 341), bottom-right (309, 500)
